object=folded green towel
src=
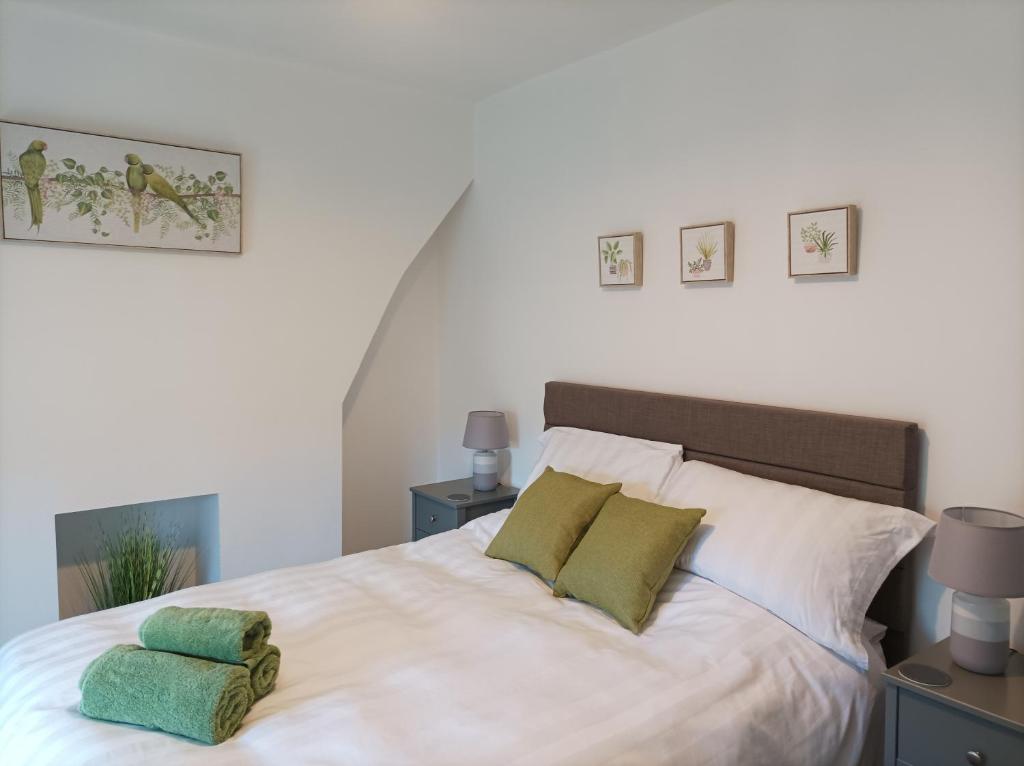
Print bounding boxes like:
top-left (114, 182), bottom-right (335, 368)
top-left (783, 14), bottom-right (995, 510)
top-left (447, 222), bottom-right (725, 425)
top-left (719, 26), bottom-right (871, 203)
top-left (139, 606), bottom-right (271, 663)
top-left (244, 644), bottom-right (280, 700)
top-left (79, 644), bottom-right (253, 745)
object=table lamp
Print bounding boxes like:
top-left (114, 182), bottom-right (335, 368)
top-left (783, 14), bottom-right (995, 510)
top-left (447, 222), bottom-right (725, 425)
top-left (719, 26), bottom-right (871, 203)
top-left (463, 411), bottom-right (509, 492)
top-left (928, 506), bottom-right (1024, 675)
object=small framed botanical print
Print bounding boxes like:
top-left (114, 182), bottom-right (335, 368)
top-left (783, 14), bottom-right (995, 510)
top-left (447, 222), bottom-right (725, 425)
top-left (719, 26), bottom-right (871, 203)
top-left (788, 205), bottom-right (857, 276)
top-left (598, 232), bottom-right (643, 287)
top-left (680, 222), bottom-right (733, 283)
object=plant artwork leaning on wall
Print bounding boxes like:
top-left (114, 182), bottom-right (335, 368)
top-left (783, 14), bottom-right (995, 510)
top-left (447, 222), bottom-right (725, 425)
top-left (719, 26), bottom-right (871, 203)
top-left (0, 121), bottom-right (241, 254)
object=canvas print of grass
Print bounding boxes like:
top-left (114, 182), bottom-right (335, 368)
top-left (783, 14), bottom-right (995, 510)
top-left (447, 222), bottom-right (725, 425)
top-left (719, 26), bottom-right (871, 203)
top-left (1, 122), bottom-right (241, 254)
top-left (681, 222), bottom-right (733, 283)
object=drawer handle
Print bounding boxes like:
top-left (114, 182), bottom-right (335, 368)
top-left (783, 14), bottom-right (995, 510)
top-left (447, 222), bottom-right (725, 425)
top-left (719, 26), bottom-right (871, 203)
top-left (429, 515), bottom-right (437, 524)
top-left (966, 751), bottom-right (985, 766)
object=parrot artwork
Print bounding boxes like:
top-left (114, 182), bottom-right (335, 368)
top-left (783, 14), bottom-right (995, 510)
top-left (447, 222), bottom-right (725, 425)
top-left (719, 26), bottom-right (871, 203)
top-left (124, 153), bottom-right (147, 233)
top-left (19, 139), bottom-right (47, 231)
top-left (141, 163), bottom-right (203, 226)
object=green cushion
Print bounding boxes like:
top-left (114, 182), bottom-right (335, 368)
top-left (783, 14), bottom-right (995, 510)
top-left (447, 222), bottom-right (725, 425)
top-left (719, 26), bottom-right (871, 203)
top-left (485, 467), bottom-right (621, 581)
top-left (553, 493), bottom-right (706, 633)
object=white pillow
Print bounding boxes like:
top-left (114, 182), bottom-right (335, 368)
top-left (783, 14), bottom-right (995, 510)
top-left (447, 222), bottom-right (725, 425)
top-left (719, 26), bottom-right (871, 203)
top-left (655, 460), bottom-right (934, 669)
top-left (520, 426), bottom-right (682, 502)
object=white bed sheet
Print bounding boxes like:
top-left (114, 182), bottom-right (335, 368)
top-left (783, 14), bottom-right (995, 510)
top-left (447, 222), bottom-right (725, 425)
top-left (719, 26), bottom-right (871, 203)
top-left (0, 509), bottom-right (882, 765)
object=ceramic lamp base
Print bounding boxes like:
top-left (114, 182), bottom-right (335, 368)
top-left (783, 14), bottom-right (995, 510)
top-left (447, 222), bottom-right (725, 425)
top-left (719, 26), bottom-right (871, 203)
top-left (950, 591), bottom-right (1010, 675)
top-left (472, 450), bottom-right (498, 492)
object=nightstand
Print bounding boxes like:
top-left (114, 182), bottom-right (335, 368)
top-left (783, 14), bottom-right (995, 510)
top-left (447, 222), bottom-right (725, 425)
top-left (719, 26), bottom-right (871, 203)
top-left (410, 479), bottom-right (519, 541)
top-left (883, 639), bottom-right (1024, 765)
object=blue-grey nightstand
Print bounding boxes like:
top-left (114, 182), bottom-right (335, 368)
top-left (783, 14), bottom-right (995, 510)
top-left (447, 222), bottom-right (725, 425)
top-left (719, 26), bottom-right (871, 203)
top-left (883, 638), bottom-right (1024, 765)
top-left (410, 479), bottom-right (518, 541)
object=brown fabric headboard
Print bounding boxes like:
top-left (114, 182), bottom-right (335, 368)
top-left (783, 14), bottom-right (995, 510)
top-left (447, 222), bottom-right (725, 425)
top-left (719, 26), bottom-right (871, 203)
top-left (543, 381), bottom-right (921, 662)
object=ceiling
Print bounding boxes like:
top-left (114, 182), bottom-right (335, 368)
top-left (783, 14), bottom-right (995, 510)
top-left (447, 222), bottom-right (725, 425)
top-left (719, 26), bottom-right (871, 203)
top-left (27, 0), bottom-right (726, 100)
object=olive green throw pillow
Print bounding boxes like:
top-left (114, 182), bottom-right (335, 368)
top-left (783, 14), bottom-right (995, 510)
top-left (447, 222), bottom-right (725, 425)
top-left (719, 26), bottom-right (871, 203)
top-left (554, 494), bottom-right (706, 633)
top-left (485, 467), bottom-right (621, 581)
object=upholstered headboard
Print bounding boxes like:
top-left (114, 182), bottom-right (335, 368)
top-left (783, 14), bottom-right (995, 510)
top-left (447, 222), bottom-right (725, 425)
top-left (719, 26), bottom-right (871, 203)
top-left (543, 381), bottom-right (921, 662)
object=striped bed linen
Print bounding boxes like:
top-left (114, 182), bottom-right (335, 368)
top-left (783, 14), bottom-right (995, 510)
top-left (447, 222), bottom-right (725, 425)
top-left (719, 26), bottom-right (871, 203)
top-left (0, 509), bottom-right (881, 765)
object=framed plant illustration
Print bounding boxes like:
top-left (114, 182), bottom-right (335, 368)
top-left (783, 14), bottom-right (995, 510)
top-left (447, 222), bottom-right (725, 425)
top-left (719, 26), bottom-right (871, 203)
top-left (0, 121), bottom-right (241, 254)
top-left (598, 232), bottom-right (642, 287)
top-left (788, 205), bottom-right (857, 276)
top-left (680, 221), bottom-right (733, 283)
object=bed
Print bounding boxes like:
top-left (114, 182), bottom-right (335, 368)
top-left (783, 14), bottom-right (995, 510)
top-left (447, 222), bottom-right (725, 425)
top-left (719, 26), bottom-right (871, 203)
top-left (0, 382), bottom-right (923, 765)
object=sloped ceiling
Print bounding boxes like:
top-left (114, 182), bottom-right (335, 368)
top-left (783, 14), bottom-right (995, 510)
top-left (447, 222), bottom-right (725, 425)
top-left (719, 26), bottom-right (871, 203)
top-left (27, 0), bottom-right (728, 99)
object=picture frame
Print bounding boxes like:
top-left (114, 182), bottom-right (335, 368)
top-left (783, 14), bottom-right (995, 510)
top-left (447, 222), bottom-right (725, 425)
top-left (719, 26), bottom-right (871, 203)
top-left (0, 120), bottom-right (242, 254)
top-left (680, 221), bottom-right (733, 283)
top-left (787, 205), bottom-right (857, 276)
top-left (598, 232), bottom-right (643, 287)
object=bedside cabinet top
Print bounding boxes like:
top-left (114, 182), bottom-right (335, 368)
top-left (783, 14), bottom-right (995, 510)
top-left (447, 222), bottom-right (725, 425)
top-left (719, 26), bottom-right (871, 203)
top-left (884, 638), bottom-right (1024, 735)
top-left (410, 478), bottom-right (519, 509)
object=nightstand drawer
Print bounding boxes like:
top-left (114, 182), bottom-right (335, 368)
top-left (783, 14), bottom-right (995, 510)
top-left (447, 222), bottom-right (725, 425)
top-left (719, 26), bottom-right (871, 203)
top-left (414, 497), bottom-right (457, 535)
top-left (410, 479), bottom-right (518, 543)
top-left (897, 691), bottom-right (1024, 766)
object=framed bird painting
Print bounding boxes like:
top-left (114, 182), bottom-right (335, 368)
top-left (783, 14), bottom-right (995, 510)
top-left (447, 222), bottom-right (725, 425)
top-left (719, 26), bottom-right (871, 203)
top-left (0, 121), bottom-right (241, 254)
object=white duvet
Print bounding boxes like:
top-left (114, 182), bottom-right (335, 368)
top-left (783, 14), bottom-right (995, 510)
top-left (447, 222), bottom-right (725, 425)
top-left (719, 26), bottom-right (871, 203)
top-left (0, 510), bottom-right (882, 765)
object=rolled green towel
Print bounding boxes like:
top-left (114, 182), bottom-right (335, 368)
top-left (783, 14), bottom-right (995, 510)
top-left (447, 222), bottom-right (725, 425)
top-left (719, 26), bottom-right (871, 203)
top-left (79, 644), bottom-right (253, 745)
top-left (139, 606), bottom-right (271, 663)
top-left (244, 644), bottom-right (281, 700)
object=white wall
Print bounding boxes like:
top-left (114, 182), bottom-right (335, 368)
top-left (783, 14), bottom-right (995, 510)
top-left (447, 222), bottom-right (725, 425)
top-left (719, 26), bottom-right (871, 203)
top-left (342, 228), bottom-right (445, 554)
top-left (434, 0), bottom-right (1024, 651)
top-left (0, 0), bottom-right (473, 644)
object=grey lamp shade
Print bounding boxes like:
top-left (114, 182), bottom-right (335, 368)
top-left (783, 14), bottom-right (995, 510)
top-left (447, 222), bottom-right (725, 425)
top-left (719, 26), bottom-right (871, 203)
top-left (462, 411), bottom-right (509, 450)
top-left (928, 507), bottom-right (1024, 598)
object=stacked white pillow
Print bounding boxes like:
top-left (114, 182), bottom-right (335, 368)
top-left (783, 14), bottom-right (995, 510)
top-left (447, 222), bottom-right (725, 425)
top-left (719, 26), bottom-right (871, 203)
top-left (656, 460), bottom-right (934, 668)
top-left (520, 426), bottom-right (682, 502)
